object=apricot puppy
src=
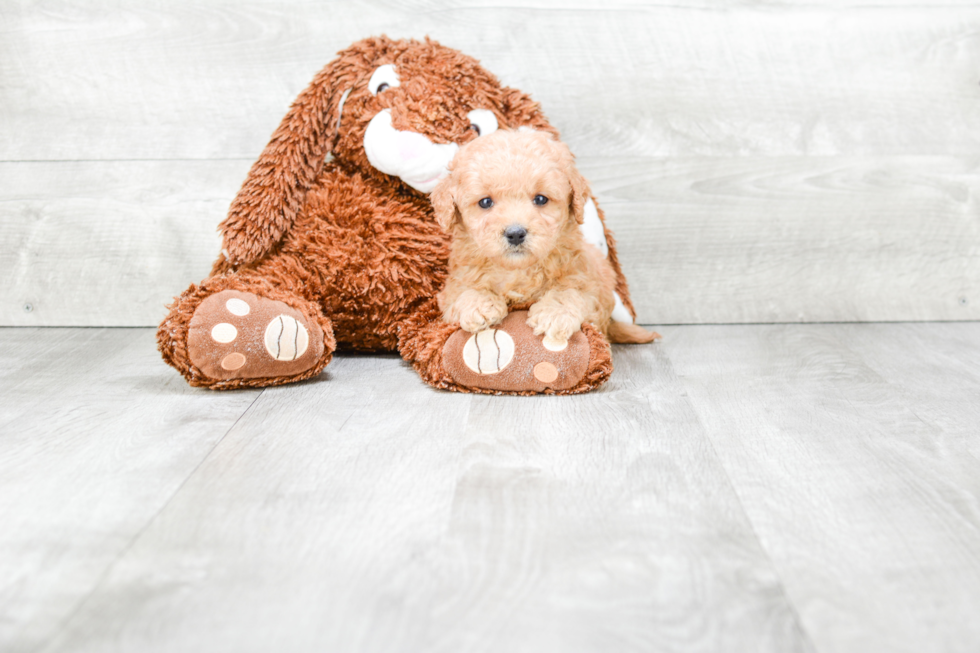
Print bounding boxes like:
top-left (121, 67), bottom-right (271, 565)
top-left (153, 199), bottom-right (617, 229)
top-left (431, 129), bottom-right (658, 347)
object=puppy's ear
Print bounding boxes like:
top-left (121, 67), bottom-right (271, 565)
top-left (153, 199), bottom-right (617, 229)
top-left (567, 165), bottom-right (590, 225)
top-left (545, 136), bottom-right (589, 225)
top-left (430, 175), bottom-right (461, 231)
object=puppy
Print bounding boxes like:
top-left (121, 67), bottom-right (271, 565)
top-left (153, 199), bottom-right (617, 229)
top-left (431, 129), bottom-right (659, 348)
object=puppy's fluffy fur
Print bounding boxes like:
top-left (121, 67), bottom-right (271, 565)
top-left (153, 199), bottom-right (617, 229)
top-left (432, 129), bottom-right (658, 345)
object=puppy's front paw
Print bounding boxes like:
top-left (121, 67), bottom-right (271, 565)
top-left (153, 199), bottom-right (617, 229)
top-left (527, 302), bottom-right (582, 351)
top-left (454, 291), bottom-right (508, 333)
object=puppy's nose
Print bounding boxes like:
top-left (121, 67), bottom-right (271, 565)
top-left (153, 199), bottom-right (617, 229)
top-left (504, 225), bottom-right (527, 246)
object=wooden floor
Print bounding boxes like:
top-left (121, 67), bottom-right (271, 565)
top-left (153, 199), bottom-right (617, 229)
top-left (2, 323), bottom-right (979, 653)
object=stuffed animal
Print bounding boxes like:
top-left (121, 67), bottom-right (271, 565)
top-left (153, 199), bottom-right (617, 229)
top-left (157, 36), bottom-right (643, 395)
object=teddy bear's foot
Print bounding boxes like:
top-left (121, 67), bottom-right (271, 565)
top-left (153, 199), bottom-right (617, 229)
top-left (441, 310), bottom-right (609, 394)
top-left (186, 290), bottom-right (329, 384)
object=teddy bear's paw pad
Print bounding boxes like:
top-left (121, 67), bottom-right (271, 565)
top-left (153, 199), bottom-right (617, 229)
top-left (264, 315), bottom-right (309, 361)
top-left (187, 290), bottom-right (324, 381)
top-left (443, 310), bottom-right (590, 393)
top-left (461, 328), bottom-right (515, 374)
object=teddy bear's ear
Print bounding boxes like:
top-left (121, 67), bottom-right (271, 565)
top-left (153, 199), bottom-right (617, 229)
top-left (497, 87), bottom-right (561, 139)
top-left (430, 175), bottom-right (461, 232)
top-left (218, 59), bottom-right (354, 266)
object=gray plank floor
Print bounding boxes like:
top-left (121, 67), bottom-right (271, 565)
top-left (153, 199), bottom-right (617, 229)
top-left (2, 323), bottom-right (978, 653)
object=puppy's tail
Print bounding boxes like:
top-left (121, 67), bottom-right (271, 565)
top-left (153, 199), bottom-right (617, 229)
top-left (607, 321), bottom-right (661, 344)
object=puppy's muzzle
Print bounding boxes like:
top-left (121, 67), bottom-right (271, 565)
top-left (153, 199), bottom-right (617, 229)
top-left (504, 225), bottom-right (527, 247)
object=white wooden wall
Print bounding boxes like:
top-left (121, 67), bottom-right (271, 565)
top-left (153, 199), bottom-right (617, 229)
top-left (2, 1), bottom-right (978, 326)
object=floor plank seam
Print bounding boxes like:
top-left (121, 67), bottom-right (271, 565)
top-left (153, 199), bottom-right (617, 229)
top-left (692, 422), bottom-right (819, 653)
top-left (662, 349), bottom-right (820, 653)
top-left (31, 388), bottom-right (267, 653)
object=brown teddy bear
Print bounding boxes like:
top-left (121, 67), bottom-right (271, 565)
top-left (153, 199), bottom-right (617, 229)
top-left (157, 35), bottom-right (644, 395)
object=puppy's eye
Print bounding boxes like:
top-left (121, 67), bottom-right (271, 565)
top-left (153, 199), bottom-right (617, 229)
top-left (368, 64), bottom-right (400, 95)
top-left (478, 197), bottom-right (494, 209)
top-left (533, 195), bottom-right (549, 206)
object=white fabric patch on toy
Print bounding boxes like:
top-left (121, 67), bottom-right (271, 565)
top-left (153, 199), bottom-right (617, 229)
top-left (577, 197), bottom-right (633, 323)
top-left (542, 335), bottom-right (568, 351)
top-left (225, 298), bottom-right (250, 316)
top-left (367, 64), bottom-right (400, 95)
top-left (264, 315), bottom-right (309, 361)
top-left (211, 323), bottom-right (237, 343)
top-left (578, 197), bottom-right (609, 259)
top-left (335, 87), bottom-right (352, 133)
top-left (364, 109), bottom-right (459, 194)
top-left (612, 292), bottom-right (633, 324)
top-left (466, 109), bottom-right (498, 137)
top-left (462, 328), bottom-right (515, 374)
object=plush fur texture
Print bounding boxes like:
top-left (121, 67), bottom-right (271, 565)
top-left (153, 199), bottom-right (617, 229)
top-left (157, 36), bottom-right (642, 393)
top-left (433, 130), bottom-right (659, 346)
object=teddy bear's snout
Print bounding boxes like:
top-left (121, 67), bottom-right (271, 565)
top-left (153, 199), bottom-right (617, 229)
top-left (363, 109), bottom-right (459, 194)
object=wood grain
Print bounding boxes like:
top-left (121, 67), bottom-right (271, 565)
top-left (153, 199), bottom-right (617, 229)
top-left (35, 345), bottom-right (810, 653)
top-left (0, 328), bottom-right (261, 653)
top-left (36, 353), bottom-right (473, 653)
top-left (830, 322), bottom-right (980, 460)
top-left (2, 2), bottom-right (978, 324)
top-left (663, 323), bottom-right (980, 653)
top-left (422, 346), bottom-right (811, 652)
top-left (583, 155), bottom-right (980, 324)
top-left (2, 156), bottom-right (976, 326)
top-left (3, 323), bottom-right (980, 651)
top-left (1, 3), bottom-right (978, 160)
top-left (0, 160), bottom-right (249, 327)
